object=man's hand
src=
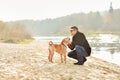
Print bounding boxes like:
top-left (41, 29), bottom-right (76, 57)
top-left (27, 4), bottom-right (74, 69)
top-left (67, 40), bottom-right (72, 48)
top-left (68, 40), bottom-right (72, 45)
top-left (67, 41), bottom-right (74, 50)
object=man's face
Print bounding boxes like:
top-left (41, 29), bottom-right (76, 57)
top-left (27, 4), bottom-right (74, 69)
top-left (70, 29), bottom-right (77, 36)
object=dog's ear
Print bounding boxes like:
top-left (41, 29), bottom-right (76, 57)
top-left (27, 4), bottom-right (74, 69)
top-left (68, 37), bottom-right (70, 40)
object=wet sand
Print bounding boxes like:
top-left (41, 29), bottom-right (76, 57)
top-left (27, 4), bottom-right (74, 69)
top-left (0, 40), bottom-right (120, 80)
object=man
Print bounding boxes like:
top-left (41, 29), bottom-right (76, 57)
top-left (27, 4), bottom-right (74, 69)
top-left (68, 26), bottom-right (91, 65)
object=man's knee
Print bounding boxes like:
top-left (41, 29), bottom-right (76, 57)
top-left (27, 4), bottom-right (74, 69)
top-left (68, 52), bottom-right (71, 57)
top-left (68, 50), bottom-right (75, 57)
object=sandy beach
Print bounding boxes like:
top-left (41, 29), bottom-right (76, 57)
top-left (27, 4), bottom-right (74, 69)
top-left (0, 40), bottom-right (120, 80)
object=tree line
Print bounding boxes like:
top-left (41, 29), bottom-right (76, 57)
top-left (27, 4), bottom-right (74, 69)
top-left (0, 21), bottom-right (32, 43)
top-left (2, 9), bottom-right (120, 36)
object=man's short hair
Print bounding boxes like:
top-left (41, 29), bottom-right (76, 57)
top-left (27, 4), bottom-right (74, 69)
top-left (70, 26), bottom-right (78, 31)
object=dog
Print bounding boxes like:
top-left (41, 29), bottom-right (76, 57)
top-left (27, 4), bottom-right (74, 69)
top-left (48, 37), bottom-right (70, 63)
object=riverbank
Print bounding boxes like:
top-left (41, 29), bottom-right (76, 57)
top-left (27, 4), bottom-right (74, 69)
top-left (0, 40), bottom-right (120, 80)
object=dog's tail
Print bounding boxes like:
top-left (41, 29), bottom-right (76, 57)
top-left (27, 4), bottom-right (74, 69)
top-left (49, 41), bottom-right (53, 46)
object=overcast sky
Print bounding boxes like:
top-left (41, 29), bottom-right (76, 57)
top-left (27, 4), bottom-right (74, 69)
top-left (0, 0), bottom-right (120, 21)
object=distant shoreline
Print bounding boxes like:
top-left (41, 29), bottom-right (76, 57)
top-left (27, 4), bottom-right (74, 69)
top-left (33, 32), bottom-right (120, 37)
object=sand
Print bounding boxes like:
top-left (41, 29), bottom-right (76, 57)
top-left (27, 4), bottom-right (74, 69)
top-left (0, 40), bottom-right (120, 80)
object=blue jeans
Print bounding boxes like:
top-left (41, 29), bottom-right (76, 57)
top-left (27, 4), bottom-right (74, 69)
top-left (68, 45), bottom-right (88, 62)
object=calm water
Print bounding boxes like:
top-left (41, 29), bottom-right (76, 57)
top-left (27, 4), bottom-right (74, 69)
top-left (34, 34), bottom-right (120, 65)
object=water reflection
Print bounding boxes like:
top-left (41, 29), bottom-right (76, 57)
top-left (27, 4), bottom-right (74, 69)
top-left (109, 48), bottom-right (115, 59)
top-left (89, 34), bottom-right (120, 65)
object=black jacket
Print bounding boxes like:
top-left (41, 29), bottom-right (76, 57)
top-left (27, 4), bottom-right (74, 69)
top-left (68, 31), bottom-right (91, 56)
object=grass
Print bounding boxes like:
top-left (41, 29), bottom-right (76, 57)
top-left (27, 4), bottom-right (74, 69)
top-left (0, 39), bottom-right (34, 44)
top-left (17, 39), bottom-right (34, 44)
